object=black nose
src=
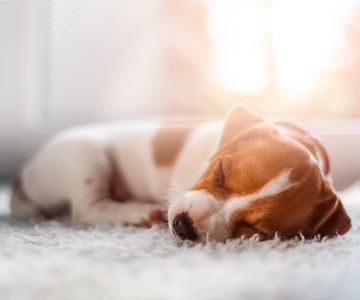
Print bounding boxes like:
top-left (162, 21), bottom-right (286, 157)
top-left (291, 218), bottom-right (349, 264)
top-left (172, 212), bottom-right (198, 241)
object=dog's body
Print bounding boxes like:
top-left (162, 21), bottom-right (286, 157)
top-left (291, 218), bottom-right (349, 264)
top-left (12, 106), bottom-right (351, 242)
top-left (12, 121), bottom-right (221, 224)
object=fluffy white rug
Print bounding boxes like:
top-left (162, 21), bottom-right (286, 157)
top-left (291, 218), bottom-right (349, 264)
top-left (1, 183), bottom-right (360, 300)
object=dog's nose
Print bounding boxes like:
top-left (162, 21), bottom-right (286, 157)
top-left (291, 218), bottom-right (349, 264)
top-left (172, 212), bottom-right (198, 241)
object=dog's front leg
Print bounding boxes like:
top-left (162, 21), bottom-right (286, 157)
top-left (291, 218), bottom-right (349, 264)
top-left (71, 193), bottom-right (166, 226)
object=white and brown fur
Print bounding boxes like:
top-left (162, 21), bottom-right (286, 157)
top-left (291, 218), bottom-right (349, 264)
top-left (11, 106), bottom-right (351, 242)
top-left (11, 121), bottom-right (220, 224)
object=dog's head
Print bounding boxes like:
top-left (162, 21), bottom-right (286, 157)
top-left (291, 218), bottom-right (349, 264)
top-left (168, 105), bottom-right (351, 242)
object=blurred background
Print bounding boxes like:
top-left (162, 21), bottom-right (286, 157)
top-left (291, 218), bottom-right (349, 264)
top-left (1, 0), bottom-right (360, 187)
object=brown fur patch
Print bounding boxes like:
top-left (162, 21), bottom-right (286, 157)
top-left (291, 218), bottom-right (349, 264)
top-left (275, 121), bottom-right (330, 175)
top-left (191, 128), bottom-right (308, 200)
top-left (85, 178), bottom-right (93, 185)
top-left (151, 121), bottom-right (202, 167)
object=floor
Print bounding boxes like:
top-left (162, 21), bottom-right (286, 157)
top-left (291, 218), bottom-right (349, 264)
top-left (1, 183), bottom-right (360, 300)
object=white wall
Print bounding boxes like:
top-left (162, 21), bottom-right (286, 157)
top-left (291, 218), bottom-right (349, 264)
top-left (0, 0), bottom-right (208, 178)
top-left (0, 0), bottom-right (46, 178)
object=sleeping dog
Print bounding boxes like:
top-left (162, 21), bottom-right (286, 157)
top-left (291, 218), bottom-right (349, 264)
top-left (11, 105), bottom-right (351, 242)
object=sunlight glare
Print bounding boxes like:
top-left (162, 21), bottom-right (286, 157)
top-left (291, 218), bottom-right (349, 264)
top-left (206, 0), bottom-right (360, 99)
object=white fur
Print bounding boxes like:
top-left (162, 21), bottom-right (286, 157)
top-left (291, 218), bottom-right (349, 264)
top-left (222, 169), bottom-right (298, 221)
top-left (22, 122), bottom-right (168, 203)
top-left (106, 122), bottom-right (169, 201)
top-left (168, 189), bottom-right (230, 242)
top-left (168, 190), bottom-right (220, 225)
top-left (309, 152), bottom-right (318, 166)
top-left (16, 121), bottom-right (224, 225)
top-left (170, 122), bottom-right (223, 191)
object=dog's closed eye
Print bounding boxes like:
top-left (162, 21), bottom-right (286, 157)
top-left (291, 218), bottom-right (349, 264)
top-left (214, 160), bottom-right (225, 188)
top-left (237, 221), bottom-right (259, 234)
top-left (234, 221), bottom-right (268, 240)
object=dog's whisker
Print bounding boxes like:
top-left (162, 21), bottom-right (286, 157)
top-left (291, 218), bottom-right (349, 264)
top-left (160, 192), bottom-right (179, 204)
top-left (162, 188), bottom-right (179, 196)
top-left (168, 177), bottom-right (185, 190)
top-left (163, 187), bottom-right (181, 193)
top-left (162, 179), bottom-right (185, 205)
top-left (162, 202), bottom-right (171, 208)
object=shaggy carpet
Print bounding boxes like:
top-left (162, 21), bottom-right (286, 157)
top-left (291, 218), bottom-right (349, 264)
top-left (1, 183), bottom-right (360, 300)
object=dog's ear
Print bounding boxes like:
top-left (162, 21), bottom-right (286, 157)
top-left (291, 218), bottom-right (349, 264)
top-left (309, 181), bottom-right (351, 237)
top-left (219, 105), bottom-right (265, 147)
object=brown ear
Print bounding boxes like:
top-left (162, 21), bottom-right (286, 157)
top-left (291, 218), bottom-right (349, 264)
top-left (219, 105), bottom-right (265, 147)
top-left (310, 182), bottom-right (351, 237)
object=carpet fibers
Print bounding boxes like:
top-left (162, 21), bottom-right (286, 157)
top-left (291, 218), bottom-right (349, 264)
top-left (1, 183), bottom-right (360, 300)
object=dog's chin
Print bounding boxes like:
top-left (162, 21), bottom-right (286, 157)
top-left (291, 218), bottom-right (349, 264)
top-left (194, 215), bottom-right (231, 243)
top-left (170, 229), bottom-right (229, 243)
top-left (195, 231), bottom-right (228, 243)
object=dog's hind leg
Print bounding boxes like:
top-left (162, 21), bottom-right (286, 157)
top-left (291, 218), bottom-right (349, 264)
top-left (10, 180), bottom-right (44, 220)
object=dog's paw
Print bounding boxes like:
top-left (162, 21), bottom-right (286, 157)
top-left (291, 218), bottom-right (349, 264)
top-left (141, 208), bottom-right (168, 228)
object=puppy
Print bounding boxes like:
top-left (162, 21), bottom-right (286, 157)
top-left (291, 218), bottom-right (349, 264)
top-left (11, 105), bottom-right (351, 242)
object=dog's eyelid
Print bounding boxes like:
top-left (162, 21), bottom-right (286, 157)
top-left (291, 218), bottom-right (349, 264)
top-left (214, 160), bottom-right (225, 187)
top-left (238, 221), bottom-right (259, 233)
